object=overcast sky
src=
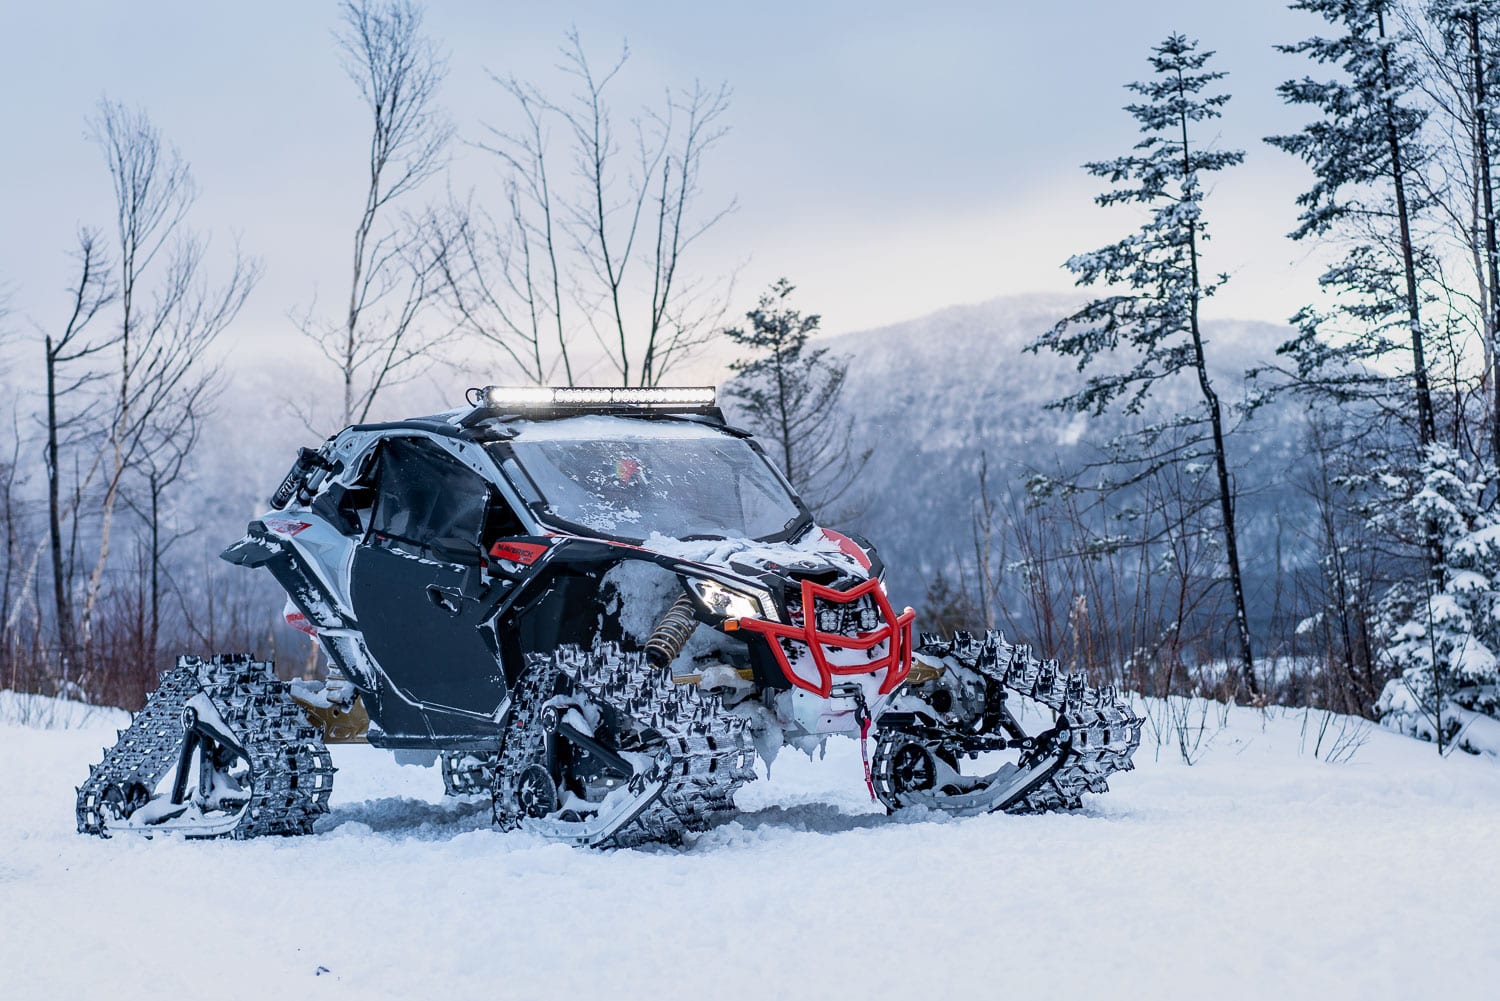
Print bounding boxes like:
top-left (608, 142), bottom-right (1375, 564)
top-left (1, 1), bottom-right (1329, 382)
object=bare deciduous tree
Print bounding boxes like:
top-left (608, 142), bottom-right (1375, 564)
top-left (122, 369), bottom-right (217, 659)
top-left (299, 0), bottom-right (454, 425)
top-left (443, 30), bottom-right (735, 387)
top-left (77, 100), bottom-right (257, 669)
top-left (427, 86), bottom-right (575, 385)
top-left (1402, 1), bottom-right (1500, 461)
top-left (0, 292), bottom-right (21, 652)
top-left (43, 231), bottom-right (116, 667)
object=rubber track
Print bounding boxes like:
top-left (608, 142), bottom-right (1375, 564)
top-left (494, 644), bottom-right (757, 846)
top-left (441, 751), bottom-right (499, 797)
top-left (76, 655), bottom-right (334, 838)
top-left (881, 631), bottom-right (1142, 815)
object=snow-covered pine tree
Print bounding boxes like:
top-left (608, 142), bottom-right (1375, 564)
top-left (722, 279), bottom-right (871, 518)
top-left (1266, 0), bottom-right (1439, 455)
top-left (1266, 1), bottom-right (1500, 744)
top-left (1027, 34), bottom-right (1258, 695)
top-left (1375, 446), bottom-right (1500, 755)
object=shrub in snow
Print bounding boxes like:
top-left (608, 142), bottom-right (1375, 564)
top-left (1375, 446), bottom-right (1500, 756)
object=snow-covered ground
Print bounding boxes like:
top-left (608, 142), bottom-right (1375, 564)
top-left (3, 693), bottom-right (1498, 1001)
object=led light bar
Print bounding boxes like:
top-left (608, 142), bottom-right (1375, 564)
top-left (482, 386), bottom-right (717, 409)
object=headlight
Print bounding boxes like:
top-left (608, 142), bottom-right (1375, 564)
top-left (685, 577), bottom-right (775, 620)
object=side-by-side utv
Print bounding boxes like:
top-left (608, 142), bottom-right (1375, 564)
top-left (78, 386), bottom-right (1141, 846)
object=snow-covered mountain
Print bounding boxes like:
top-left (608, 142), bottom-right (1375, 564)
top-left (776, 293), bottom-right (1307, 620)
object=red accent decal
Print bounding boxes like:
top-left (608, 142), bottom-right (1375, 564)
top-left (265, 518), bottom-right (312, 537)
top-left (544, 531), bottom-right (649, 553)
top-left (488, 540), bottom-right (550, 565)
top-left (821, 528), bottom-right (872, 570)
top-left (285, 611), bottom-right (317, 637)
top-left (736, 577), bottom-right (914, 698)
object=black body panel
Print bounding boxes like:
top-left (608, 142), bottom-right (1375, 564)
top-left (350, 543), bottom-right (508, 726)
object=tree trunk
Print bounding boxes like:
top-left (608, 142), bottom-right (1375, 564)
top-left (80, 456), bottom-right (123, 651)
top-left (1469, 12), bottom-right (1500, 464)
top-left (1378, 8), bottom-right (1437, 449)
top-left (44, 337), bottom-right (76, 674)
top-left (1178, 92), bottom-right (1259, 698)
top-left (149, 470), bottom-right (160, 661)
top-left (1376, 8), bottom-right (1443, 599)
top-left (774, 339), bottom-right (795, 486)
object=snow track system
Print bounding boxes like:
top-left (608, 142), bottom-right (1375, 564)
top-left (77, 655), bottom-right (334, 839)
top-left (76, 636), bottom-right (1139, 847)
top-left (492, 643), bottom-right (757, 847)
top-left (873, 631), bottom-right (1142, 816)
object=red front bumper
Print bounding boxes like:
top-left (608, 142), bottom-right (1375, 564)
top-left (736, 577), bottom-right (915, 698)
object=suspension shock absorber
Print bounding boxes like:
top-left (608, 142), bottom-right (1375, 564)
top-left (645, 594), bottom-right (699, 668)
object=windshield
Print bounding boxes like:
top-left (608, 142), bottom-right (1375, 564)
top-left (501, 416), bottom-right (805, 542)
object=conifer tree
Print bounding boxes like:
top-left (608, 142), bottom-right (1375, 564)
top-left (1374, 446), bottom-right (1500, 754)
top-left (1269, 0), bottom-right (1459, 637)
top-left (1029, 35), bottom-right (1257, 694)
top-left (1267, 0), bottom-right (1438, 449)
top-left (723, 279), bottom-right (870, 517)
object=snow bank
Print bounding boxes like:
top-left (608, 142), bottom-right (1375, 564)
top-left (0, 690), bottom-right (129, 730)
top-left (2, 696), bottom-right (1498, 1001)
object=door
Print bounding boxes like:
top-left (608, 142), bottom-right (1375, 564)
top-left (350, 436), bottom-right (508, 724)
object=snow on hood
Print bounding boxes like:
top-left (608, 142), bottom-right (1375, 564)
top-left (638, 529), bottom-right (871, 579)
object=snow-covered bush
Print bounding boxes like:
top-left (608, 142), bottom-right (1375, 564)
top-left (1375, 446), bottom-right (1500, 756)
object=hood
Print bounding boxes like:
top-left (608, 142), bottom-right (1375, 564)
top-left (637, 527), bottom-right (876, 586)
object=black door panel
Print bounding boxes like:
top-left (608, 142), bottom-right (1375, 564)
top-left (351, 543), bottom-right (507, 718)
top-left (349, 437), bottom-right (515, 738)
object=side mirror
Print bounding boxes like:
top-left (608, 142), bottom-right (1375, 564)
top-left (428, 536), bottom-right (484, 567)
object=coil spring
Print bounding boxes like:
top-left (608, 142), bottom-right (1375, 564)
top-left (645, 594), bottom-right (699, 667)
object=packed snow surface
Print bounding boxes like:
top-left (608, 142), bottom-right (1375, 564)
top-left (3, 693), bottom-right (1498, 1001)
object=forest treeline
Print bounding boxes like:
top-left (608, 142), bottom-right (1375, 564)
top-left (2, 1), bottom-right (1498, 758)
top-left (920, 2), bottom-right (1500, 755)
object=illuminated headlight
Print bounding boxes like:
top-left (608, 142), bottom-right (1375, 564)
top-left (483, 386), bottom-right (716, 409)
top-left (686, 577), bottom-right (774, 620)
